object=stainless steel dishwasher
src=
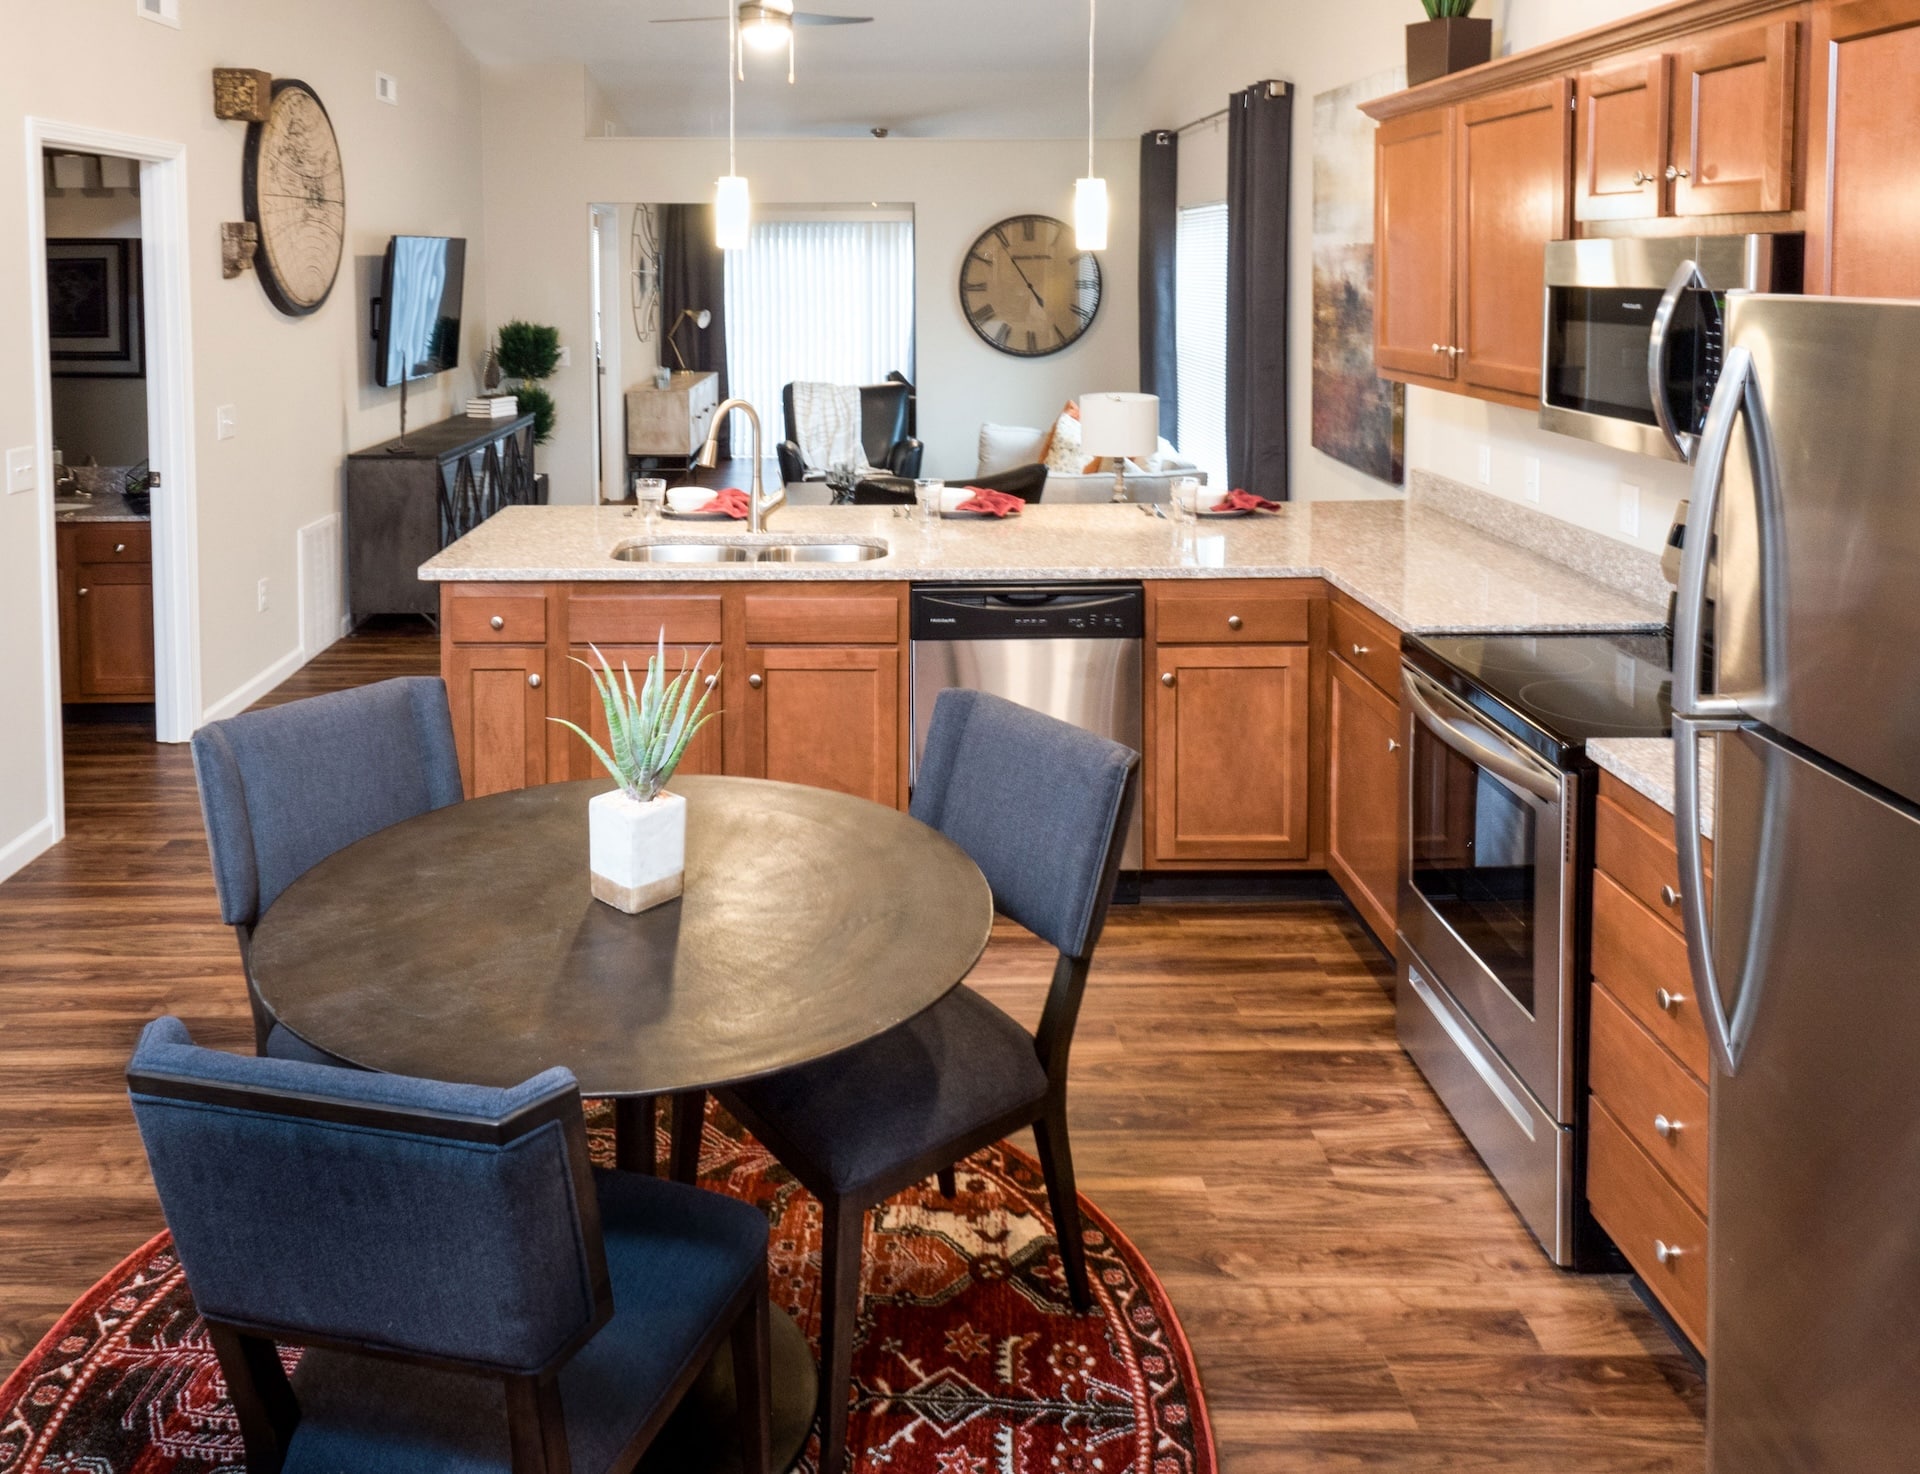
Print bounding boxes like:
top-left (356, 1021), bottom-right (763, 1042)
top-left (910, 583), bottom-right (1144, 868)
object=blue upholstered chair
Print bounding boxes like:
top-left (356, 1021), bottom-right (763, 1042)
top-left (127, 1016), bottom-right (772, 1474)
top-left (191, 677), bottom-right (464, 1062)
top-left (696, 689), bottom-right (1139, 1472)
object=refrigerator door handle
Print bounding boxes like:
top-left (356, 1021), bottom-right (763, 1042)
top-left (1674, 344), bottom-right (1762, 723)
top-left (1675, 715), bottom-right (1743, 1076)
top-left (1648, 258), bottom-right (1705, 463)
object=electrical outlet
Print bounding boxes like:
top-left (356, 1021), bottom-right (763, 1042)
top-left (5, 447), bottom-right (33, 495)
top-left (216, 404), bottom-right (237, 441)
top-left (257, 578), bottom-right (270, 613)
top-left (1477, 444), bottom-right (1492, 486)
top-left (375, 72), bottom-right (398, 105)
top-left (556, 345), bottom-right (572, 369)
top-left (1523, 457), bottom-right (1541, 503)
top-left (1618, 482), bottom-right (1642, 538)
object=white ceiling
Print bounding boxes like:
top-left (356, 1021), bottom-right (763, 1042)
top-left (426, 0), bottom-right (1184, 138)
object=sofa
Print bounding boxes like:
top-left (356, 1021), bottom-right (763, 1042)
top-left (976, 422), bottom-right (1207, 504)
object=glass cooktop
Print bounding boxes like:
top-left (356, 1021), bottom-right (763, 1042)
top-left (1407, 630), bottom-right (1675, 765)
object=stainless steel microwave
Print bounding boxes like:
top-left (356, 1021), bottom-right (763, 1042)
top-left (1538, 234), bottom-right (1802, 462)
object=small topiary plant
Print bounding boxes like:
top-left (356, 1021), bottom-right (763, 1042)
top-left (494, 320), bottom-right (562, 381)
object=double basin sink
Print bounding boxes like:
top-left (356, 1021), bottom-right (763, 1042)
top-left (611, 534), bottom-right (889, 565)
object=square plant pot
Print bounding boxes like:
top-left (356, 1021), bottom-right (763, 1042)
top-left (589, 788), bottom-right (686, 913)
top-left (1406, 17), bottom-right (1494, 87)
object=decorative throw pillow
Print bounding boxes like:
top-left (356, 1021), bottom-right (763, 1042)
top-left (1042, 404), bottom-right (1086, 476)
top-left (978, 421), bottom-right (1050, 476)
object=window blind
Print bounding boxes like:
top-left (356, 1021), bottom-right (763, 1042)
top-left (1175, 202), bottom-right (1229, 488)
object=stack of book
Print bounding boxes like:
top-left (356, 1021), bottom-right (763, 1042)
top-left (467, 395), bottom-right (519, 419)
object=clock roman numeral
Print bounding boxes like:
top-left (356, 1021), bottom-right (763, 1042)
top-left (968, 249), bottom-right (993, 267)
top-left (992, 227), bottom-right (1011, 249)
top-left (1021, 218), bottom-right (1035, 242)
top-left (1075, 277), bottom-right (1098, 290)
top-left (963, 280), bottom-right (987, 293)
top-left (1026, 330), bottom-right (1038, 353)
top-left (1055, 325), bottom-right (1070, 345)
top-left (970, 301), bottom-right (996, 325)
top-left (994, 322), bottom-right (1012, 347)
top-left (1071, 304), bottom-right (1093, 324)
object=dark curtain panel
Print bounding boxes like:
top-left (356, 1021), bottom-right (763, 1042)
top-left (660, 203), bottom-right (731, 456)
top-left (1225, 81), bottom-right (1293, 498)
top-left (1138, 129), bottom-right (1180, 444)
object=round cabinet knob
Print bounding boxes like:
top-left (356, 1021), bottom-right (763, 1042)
top-left (527, 673), bottom-right (541, 689)
top-left (1432, 342), bottom-right (1445, 354)
top-left (704, 674), bottom-right (718, 690)
top-left (114, 543), bottom-right (126, 554)
top-left (1654, 1239), bottom-right (1683, 1266)
top-left (1387, 738), bottom-right (1401, 753)
top-left (1661, 884), bottom-right (1681, 907)
top-left (1666, 164), bottom-right (1689, 181)
top-left (490, 615), bottom-right (505, 630)
top-left (1227, 615), bottom-right (1243, 631)
top-left (1654, 1114), bottom-right (1683, 1139)
top-left (1656, 987), bottom-right (1687, 1014)
top-left (1161, 672), bottom-right (1176, 688)
top-left (748, 673), bottom-right (763, 689)
top-left (77, 587), bottom-right (89, 597)
top-left (1352, 643), bottom-right (1370, 657)
top-left (1632, 169), bottom-right (1651, 185)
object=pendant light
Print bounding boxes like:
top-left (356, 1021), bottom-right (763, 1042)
top-left (1073, 0), bottom-right (1108, 252)
top-left (715, 0), bottom-right (751, 250)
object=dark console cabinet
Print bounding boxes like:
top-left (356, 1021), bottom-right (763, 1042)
top-left (347, 414), bottom-right (541, 621)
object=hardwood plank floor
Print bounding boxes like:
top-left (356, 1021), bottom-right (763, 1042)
top-left (0, 619), bottom-right (1706, 1468)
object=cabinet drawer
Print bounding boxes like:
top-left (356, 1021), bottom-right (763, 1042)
top-left (74, 524), bottom-right (150, 564)
top-left (1596, 793), bottom-right (1688, 934)
top-left (1588, 1097), bottom-right (1708, 1352)
top-left (743, 593), bottom-right (898, 645)
top-left (446, 592), bottom-right (548, 644)
top-left (567, 593), bottom-right (722, 647)
top-left (1328, 598), bottom-right (1400, 695)
top-left (1590, 983), bottom-right (1709, 1212)
top-left (1155, 589), bottom-right (1312, 645)
top-left (1592, 869), bottom-right (1710, 1079)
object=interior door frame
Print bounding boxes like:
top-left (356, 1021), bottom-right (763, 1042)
top-left (23, 119), bottom-right (202, 849)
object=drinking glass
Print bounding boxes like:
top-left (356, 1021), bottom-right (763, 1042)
top-left (914, 478), bottom-right (945, 526)
top-left (1169, 476), bottom-right (1202, 527)
top-left (634, 476), bottom-right (667, 531)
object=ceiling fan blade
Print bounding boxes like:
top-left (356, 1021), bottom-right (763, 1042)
top-left (791, 13), bottom-right (874, 23)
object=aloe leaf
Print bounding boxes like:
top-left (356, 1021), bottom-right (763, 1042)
top-left (548, 718), bottom-right (630, 794)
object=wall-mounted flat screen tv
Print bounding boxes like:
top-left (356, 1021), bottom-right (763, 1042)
top-left (374, 235), bottom-right (466, 388)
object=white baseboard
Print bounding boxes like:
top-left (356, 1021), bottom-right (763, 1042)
top-left (201, 645), bottom-right (307, 725)
top-left (0, 817), bottom-right (57, 886)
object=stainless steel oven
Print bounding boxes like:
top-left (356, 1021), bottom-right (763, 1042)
top-left (1398, 662), bottom-right (1577, 1263)
top-left (1539, 234), bottom-right (1800, 463)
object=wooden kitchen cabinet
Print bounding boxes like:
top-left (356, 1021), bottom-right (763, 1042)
top-left (1374, 107), bottom-right (1457, 382)
top-left (559, 647), bottom-right (724, 782)
top-left (1809, 0), bottom-right (1920, 296)
top-left (1573, 55), bottom-right (1671, 221)
top-left (1327, 654), bottom-right (1401, 945)
top-left (444, 640), bottom-right (547, 797)
top-left (740, 646), bottom-right (898, 807)
top-left (58, 522), bottom-right (154, 703)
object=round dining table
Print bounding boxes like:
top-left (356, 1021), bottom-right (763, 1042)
top-left (249, 774), bottom-right (996, 1474)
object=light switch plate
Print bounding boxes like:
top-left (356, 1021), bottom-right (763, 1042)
top-left (1618, 482), bottom-right (1642, 538)
top-left (6, 447), bottom-right (35, 495)
top-left (216, 405), bottom-right (237, 441)
top-left (556, 345), bottom-right (572, 369)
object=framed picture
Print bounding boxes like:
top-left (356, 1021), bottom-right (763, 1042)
top-left (48, 238), bottom-right (144, 378)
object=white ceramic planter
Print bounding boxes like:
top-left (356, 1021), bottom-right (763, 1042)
top-left (588, 788), bottom-right (686, 914)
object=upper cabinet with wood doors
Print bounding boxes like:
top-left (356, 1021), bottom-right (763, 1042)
top-left (1809, 0), bottom-right (1920, 297)
top-left (1375, 107), bottom-right (1458, 384)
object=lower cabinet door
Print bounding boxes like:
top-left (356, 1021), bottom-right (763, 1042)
top-left (741, 646), bottom-right (900, 808)
top-left (559, 645), bottom-right (724, 782)
top-left (1328, 656), bottom-right (1401, 941)
top-left (444, 644), bottom-right (547, 797)
top-left (72, 563), bottom-right (155, 699)
top-left (1150, 644), bottom-right (1310, 862)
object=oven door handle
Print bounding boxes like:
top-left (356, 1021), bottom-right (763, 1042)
top-left (1402, 667), bottom-right (1562, 802)
top-left (1648, 258), bottom-right (1705, 463)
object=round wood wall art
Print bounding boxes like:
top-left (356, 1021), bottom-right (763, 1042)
top-left (959, 214), bottom-right (1102, 358)
top-left (243, 79), bottom-right (346, 317)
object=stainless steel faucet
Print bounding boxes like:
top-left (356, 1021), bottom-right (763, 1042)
top-left (695, 399), bottom-right (783, 533)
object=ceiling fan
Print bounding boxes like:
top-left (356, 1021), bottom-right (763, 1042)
top-left (651, 1), bottom-right (873, 83)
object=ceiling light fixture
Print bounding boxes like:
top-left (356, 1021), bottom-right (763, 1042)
top-left (738, 1), bottom-right (797, 84)
top-left (1074, 0), bottom-right (1107, 252)
top-left (715, 1), bottom-right (751, 249)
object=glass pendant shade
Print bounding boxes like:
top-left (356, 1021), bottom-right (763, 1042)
top-left (715, 175), bottom-right (751, 250)
top-left (1074, 176), bottom-right (1109, 253)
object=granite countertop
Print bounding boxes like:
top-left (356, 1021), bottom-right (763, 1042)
top-left (420, 500), bottom-right (1664, 636)
top-left (54, 492), bottom-right (149, 523)
top-left (1588, 736), bottom-right (1716, 840)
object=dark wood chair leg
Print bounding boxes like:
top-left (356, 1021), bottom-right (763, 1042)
top-left (731, 1272), bottom-right (773, 1474)
top-left (504, 1374), bottom-right (570, 1474)
top-left (815, 1196), bottom-right (867, 1474)
top-left (936, 1165), bottom-right (957, 1198)
top-left (208, 1322), bottom-right (299, 1474)
top-left (1032, 1104), bottom-right (1092, 1312)
top-left (613, 1095), bottom-right (656, 1175)
top-left (669, 1090), bottom-right (707, 1184)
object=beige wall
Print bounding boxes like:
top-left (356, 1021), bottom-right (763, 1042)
top-left (0, 0), bottom-right (488, 876)
top-left (480, 65), bottom-right (1140, 501)
top-left (1127, 0), bottom-right (1692, 551)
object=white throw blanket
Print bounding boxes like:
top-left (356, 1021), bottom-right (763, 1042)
top-left (790, 382), bottom-right (876, 478)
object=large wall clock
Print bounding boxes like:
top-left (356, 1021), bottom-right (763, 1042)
top-left (243, 79), bottom-right (346, 317)
top-left (959, 214), bottom-right (1102, 358)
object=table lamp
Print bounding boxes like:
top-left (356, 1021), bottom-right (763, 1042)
top-left (1079, 392), bottom-right (1160, 502)
top-left (667, 307), bottom-right (712, 373)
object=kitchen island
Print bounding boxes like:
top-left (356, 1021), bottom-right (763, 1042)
top-left (421, 497), bottom-right (1663, 943)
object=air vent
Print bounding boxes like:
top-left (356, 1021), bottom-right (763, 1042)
top-left (297, 514), bottom-right (345, 658)
top-left (136, 0), bottom-right (181, 27)
top-left (375, 72), bottom-right (398, 106)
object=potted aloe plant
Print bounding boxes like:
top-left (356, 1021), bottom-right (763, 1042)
top-left (552, 636), bottom-right (718, 914)
top-left (1407, 0), bottom-right (1492, 86)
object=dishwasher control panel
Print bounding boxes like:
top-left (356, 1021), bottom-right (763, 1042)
top-left (910, 583), bottom-right (1144, 641)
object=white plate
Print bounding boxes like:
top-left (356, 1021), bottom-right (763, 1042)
top-left (940, 507), bottom-right (1021, 519)
top-left (661, 505), bottom-right (741, 521)
top-left (1196, 506), bottom-right (1254, 518)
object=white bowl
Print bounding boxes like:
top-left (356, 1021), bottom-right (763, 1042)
top-left (1173, 482), bottom-right (1226, 514)
top-left (938, 488), bottom-right (972, 513)
top-left (665, 486), bottom-right (712, 513)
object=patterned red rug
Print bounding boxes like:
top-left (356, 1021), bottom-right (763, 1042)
top-left (0, 1102), bottom-right (1213, 1473)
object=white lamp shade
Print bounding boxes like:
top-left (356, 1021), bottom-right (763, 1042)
top-left (714, 175), bottom-right (751, 251)
top-left (1080, 392), bottom-right (1160, 459)
top-left (1073, 176), bottom-right (1109, 252)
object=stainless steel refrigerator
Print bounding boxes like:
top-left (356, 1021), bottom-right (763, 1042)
top-left (1673, 293), bottom-right (1920, 1472)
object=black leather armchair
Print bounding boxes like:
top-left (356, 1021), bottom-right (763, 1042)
top-left (777, 372), bottom-right (923, 485)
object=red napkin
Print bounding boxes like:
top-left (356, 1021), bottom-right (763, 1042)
top-left (1220, 488), bottom-right (1281, 512)
top-left (955, 488), bottom-right (1026, 517)
top-left (698, 488), bottom-right (751, 519)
